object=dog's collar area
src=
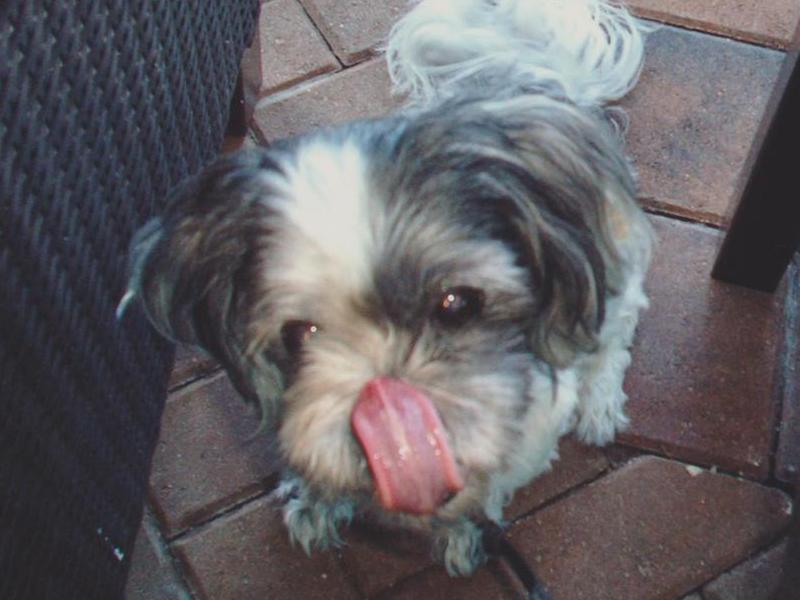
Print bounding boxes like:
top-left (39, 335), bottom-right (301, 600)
top-left (481, 522), bottom-right (552, 600)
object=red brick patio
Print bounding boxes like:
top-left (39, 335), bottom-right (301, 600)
top-left (124, 1), bottom-right (800, 598)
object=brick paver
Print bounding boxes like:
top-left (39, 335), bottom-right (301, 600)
top-left (622, 26), bottom-right (784, 225)
top-left (703, 540), bottom-right (788, 600)
top-left (172, 496), bottom-right (359, 600)
top-left (168, 346), bottom-right (218, 391)
top-left (381, 563), bottom-right (522, 600)
top-left (621, 216), bottom-right (786, 479)
top-left (299, 0), bottom-right (407, 65)
top-left (337, 524), bottom-right (435, 597)
top-left (504, 436), bottom-right (608, 521)
top-left (149, 376), bottom-right (280, 536)
top-left (509, 456), bottom-right (791, 600)
top-left (629, 0), bottom-right (800, 48)
top-left (241, 0), bottom-right (340, 100)
top-left (253, 57), bottom-right (399, 142)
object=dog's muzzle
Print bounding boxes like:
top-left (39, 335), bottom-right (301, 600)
top-left (350, 377), bottom-right (464, 515)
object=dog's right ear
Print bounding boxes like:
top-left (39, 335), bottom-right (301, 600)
top-left (119, 151), bottom-right (283, 415)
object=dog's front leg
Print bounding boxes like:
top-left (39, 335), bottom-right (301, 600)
top-left (434, 519), bottom-right (487, 577)
top-left (274, 475), bottom-right (355, 554)
top-left (575, 277), bottom-right (648, 446)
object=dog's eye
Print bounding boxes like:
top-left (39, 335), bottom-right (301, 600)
top-left (433, 287), bottom-right (485, 327)
top-left (281, 320), bottom-right (319, 356)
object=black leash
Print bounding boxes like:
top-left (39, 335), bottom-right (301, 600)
top-left (482, 522), bottom-right (552, 600)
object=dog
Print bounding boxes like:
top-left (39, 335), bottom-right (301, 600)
top-left (120, 0), bottom-right (652, 578)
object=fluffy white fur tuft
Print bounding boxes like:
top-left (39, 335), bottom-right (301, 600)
top-left (387, 0), bottom-right (647, 109)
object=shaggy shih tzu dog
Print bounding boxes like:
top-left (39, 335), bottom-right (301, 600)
top-left (122, 0), bottom-right (652, 577)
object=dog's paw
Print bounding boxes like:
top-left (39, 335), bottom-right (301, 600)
top-left (436, 520), bottom-right (486, 577)
top-left (575, 397), bottom-right (629, 446)
top-left (275, 477), bottom-right (354, 554)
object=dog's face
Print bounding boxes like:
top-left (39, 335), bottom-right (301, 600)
top-left (127, 96), bottom-right (637, 520)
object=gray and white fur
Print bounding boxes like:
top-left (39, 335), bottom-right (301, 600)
top-left (122, 0), bottom-right (652, 577)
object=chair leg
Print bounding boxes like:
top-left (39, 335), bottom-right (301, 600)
top-left (226, 73), bottom-right (248, 138)
top-left (712, 50), bottom-right (800, 293)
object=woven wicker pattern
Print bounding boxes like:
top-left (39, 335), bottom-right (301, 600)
top-left (0, 2), bottom-right (258, 597)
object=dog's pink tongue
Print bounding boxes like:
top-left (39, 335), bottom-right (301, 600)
top-left (351, 377), bottom-right (463, 515)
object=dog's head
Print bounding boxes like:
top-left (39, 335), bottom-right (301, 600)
top-left (125, 96), bottom-right (640, 518)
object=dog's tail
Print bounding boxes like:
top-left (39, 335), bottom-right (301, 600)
top-left (387, 0), bottom-right (647, 109)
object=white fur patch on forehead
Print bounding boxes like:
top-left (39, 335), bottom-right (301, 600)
top-left (271, 139), bottom-right (377, 294)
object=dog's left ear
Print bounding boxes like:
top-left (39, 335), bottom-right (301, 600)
top-left (492, 185), bottom-right (610, 369)
top-left (119, 151), bottom-right (283, 416)
top-left (475, 104), bottom-right (638, 369)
